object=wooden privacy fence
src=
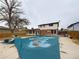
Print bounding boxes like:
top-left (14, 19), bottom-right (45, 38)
top-left (0, 32), bottom-right (13, 40)
top-left (0, 31), bottom-right (27, 40)
top-left (68, 31), bottom-right (79, 40)
top-left (14, 32), bottom-right (27, 37)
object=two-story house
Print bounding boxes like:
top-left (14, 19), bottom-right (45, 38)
top-left (38, 22), bottom-right (59, 36)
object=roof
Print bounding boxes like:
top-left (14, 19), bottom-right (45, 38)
top-left (0, 26), bottom-right (9, 30)
top-left (38, 22), bottom-right (59, 26)
top-left (67, 22), bottom-right (79, 28)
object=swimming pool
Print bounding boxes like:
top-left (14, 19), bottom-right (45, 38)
top-left (14, 36), bottom-right (60, 59)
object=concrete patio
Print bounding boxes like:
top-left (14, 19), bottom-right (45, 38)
top-left (60, 37), bottom-right (79, 59)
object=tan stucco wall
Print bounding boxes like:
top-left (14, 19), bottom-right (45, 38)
top-left (38, 24), bottom-right (58, 30)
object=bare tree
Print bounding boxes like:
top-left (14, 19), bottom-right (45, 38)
top-left (0, 0), bottom-right (29, 33)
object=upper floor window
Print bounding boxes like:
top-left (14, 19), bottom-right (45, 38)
top-left (38, 26), bottom-right (42, 27)
top-left (39, 25), bottom-right (45, 27)
top-left (49, 24), bottom-right (53, 26)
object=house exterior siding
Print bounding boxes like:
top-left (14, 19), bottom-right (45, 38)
top-left (68, 26), bottom-right (74, 31)
top-left (74, 23), bottom-right (79, 31)
top-left (38, 24), bottom-right (58, 30)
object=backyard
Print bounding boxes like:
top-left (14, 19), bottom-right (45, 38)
top-left (0, 0), bottom-right (79, 59)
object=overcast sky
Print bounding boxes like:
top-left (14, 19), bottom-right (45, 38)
top-left (0, 0), bottom-right (79, 29)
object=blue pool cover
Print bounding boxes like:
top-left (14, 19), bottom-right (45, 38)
top-left (14, 36), bottom-right (60, 59)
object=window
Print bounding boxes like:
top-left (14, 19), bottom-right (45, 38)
top-left (39, 25), bottom-right (42, 27)
top-left (49, 24), bottom-right (53, 26)
top-left (43, 25), bottom-right (45, 27)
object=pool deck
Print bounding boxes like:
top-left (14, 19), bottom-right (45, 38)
top-left (60, 37), bottom-right (79, 59)
top-left (0, 37), bottom-right (79, 59)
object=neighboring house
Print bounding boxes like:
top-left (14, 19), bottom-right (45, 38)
top-left (38, 22), bottom-right (59, 36)
top-left (67, 22), bottom-right (79, 31)
top-left (67, 22), bottom-right (79, 39)
top-left (0, 26), bottom-right (10, 32)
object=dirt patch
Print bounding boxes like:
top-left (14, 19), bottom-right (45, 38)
top-left (72, 39), bottom-right (79, 45)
